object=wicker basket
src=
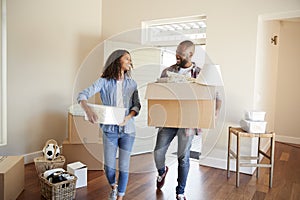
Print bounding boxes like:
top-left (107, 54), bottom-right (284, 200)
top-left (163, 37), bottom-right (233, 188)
top-left (34, 156), bottom-right (66, 175)
top-left (39, 172), bottom-right (77, 200)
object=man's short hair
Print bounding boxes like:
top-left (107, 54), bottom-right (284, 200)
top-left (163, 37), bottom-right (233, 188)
top-left (179, 40), bottom-right (194, 48)
top-left (178, 40), bottom-right (195, 54)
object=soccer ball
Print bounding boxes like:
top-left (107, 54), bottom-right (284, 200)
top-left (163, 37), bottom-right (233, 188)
top-left (43, 142), bottom-right (60, 160)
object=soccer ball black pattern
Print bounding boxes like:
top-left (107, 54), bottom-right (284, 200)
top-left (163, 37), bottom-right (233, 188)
top-left (42, 141), bottom-right (60, 160)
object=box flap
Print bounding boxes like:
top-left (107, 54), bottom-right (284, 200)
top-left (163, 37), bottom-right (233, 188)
top-left (67, 161), bottom-right (87, 170)
top-left (145, 82), bottom-right (215, 100)
top-left (0, 156), bottom-right (24, 173)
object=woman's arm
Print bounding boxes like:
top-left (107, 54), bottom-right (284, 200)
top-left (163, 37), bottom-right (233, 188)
top-left (77, 78), bottom-right (103, 123)
top-left (130, 89), bottom-right (141, 116)
top-left (79, 100), bottom-right (98, 124)
top-left (119, 89), bottom-right (141, 126)
top-left (77, 78), bottom-right (103, 103)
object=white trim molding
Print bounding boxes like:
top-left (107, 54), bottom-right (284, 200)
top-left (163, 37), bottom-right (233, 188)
top-left (276, 135), bottom-right (300, 145)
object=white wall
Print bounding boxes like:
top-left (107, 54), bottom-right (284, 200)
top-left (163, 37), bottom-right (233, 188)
top-left (0, 0), bottom-right (102, 157)
top-left (252, 20), bottom-right (281, 155)
top-left (275, 21), bottom-right (300, 143)
top-left (254, 20), bottom-right (280, 131)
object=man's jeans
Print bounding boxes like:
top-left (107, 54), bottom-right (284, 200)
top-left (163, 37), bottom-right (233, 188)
top-left (154, 128), bottom-right (194, 195)
top-left (103, 131), bottom-right (135, 197)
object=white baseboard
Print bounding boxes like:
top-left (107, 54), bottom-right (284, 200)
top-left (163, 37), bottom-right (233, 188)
top-left (23, 150), bottom-right (43, 164)
top-left (23, 145), bottom-right (63, 164)
top-left (23, 145), bottom-right (151, 165)
top-left (276, 135), bottom-right (300, 145)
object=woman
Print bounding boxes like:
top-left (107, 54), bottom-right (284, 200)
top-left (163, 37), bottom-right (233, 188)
top-left (77, 49), bottom-right (141, 200)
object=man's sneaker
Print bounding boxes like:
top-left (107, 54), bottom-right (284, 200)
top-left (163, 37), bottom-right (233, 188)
top-left (156, 166), bottom-right (169, 189)
top-left (176, 194), bottom-right (186, 200)
top-left (108, 185), bottom-right (118, 200)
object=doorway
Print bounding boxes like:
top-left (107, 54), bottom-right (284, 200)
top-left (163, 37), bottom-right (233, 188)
top-left (255, 11), bottom-right (300, 145)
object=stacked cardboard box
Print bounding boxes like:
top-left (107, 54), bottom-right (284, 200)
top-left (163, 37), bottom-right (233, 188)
top-left (62, 112), bottom-right (104, 170)
top-left (0, 156), bottom-right (24, 200)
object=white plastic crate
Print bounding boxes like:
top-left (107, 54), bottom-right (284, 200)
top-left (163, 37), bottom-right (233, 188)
top-left (245, 111), bottom-right (266, 121)
top-left (240, 119), bottom-right (267, 133)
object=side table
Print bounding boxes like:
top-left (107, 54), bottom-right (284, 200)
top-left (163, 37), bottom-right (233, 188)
top-left (227, 127), bottom-right (275, 187)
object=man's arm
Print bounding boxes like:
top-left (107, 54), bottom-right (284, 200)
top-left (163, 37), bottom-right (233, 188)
top-left (160, 64), bottom-right (179, 78)
top-left (160, 68), bottom-right (169, 78)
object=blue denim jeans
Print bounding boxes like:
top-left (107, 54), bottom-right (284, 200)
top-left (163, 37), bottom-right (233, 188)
top-left (103, 130), bottom-right (135, 197)
top-left (154, 128), bottom-right (194, 195)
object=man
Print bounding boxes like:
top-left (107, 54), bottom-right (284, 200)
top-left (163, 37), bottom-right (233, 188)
top-left (154, 40), bottom-right (221, 200)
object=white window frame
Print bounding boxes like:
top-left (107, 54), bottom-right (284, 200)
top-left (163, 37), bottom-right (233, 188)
top-left (142, 15), bottom-right (206, 46)
top-left (0, 0), bottom-right (7, 146)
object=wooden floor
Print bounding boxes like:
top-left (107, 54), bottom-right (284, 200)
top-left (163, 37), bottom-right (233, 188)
top-left (17, 142), bottom-right (300, 200)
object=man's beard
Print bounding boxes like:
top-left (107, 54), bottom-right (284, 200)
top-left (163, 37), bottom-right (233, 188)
top-left (177, 59), bottom-right (188, 68)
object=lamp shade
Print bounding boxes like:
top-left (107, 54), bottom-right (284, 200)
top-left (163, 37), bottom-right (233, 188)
top-left (195, 64), bottom-right (224, 86)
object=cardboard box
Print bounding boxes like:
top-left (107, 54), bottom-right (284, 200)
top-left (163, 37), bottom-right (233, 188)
top-left (67, 162), bottom-right (87, 188)
top-left (240, 119), bottom-right (267, 133)
top-left (68, 113), bottom-right (102, 143)
top-left (62, 140), bottom-right (104, 170)
top-left (0, 156), bottom-right (24, 200)
top-left (145, 82), bottom-right (216, 128)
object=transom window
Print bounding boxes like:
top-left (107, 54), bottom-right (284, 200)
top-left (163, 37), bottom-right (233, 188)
top-left (142, 15), bottom-right (206, 46)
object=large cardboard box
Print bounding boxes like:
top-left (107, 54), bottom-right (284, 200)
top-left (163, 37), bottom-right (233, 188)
top-left (68, 113), bottom-right (101, 143)
top-left (67, 162), bottom-right (87, 188)
top-left (62, 140), bottom-right (104, 170)
top-left (0, 156), bottom-right (24, 200)
top-left (145, 82), bottom-right (216, 129)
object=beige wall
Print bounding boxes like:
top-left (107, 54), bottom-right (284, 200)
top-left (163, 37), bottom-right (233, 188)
top-left (275, 21), bottom-right (300, 142)
top-left (0, 0), bottom-right (102, 156)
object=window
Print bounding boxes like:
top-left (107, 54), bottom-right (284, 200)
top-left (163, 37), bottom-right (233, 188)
top-left (142, 15), bottom-right (206, 46)
top-left (142, 15), bottom-right (207, 73)
top-left (0, 0), bottom-right (7, 146)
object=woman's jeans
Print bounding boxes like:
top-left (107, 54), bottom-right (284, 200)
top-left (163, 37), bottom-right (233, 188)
top-left (103, 130), bottom-right (135, 197)
top-left (154, 128), bottom-right (194, 195)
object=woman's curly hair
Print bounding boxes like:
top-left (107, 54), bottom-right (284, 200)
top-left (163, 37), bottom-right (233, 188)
top-left (101, 49), bottom-right (132, 80)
